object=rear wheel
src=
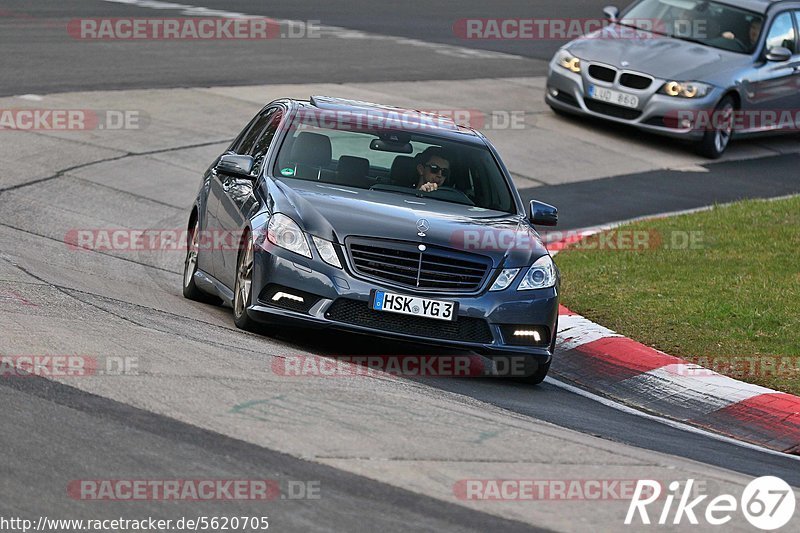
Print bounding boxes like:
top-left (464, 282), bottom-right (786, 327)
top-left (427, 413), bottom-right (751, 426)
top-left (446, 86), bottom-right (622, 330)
top-left (233, 231), bottom-right (258, 331)
top-left (183, 217), bottom-right (220, 304)
top-left (697, 95), bottom-right (735, 159)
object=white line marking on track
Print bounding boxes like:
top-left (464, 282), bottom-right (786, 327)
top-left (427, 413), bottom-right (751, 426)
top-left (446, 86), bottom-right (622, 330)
top-left (545, 376), bottom-right (800, 462)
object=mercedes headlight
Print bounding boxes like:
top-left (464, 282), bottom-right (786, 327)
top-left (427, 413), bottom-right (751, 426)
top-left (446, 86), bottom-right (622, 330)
top-left (518, 255), bottom-right (557, 290)
top-left (267, 213), bottom-right (311, 258)
top-left (557, 50), bottom-right (582, 73)
top-left (311, 236), bottom-right (342, 268)
top-left (659, 81), bottom-right (711, 98)
top-left (489, 268), bottom-right (520, 291)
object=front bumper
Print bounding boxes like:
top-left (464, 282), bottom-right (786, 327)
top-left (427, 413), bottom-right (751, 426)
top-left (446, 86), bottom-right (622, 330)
top-left (247, 245), bottom-right (558, 362)
top-left (545, 56), bottom-right (722, 141)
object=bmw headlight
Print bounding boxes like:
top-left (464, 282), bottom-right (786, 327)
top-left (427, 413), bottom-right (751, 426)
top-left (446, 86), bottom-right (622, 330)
top-left (557, 50), bottom-right (582, 73)
top-left (659, 81), bottom-right (711, 98)
top-left (518, 255), bottom-right (557, 290)
top-left (312, 236), bottom-right (342, 268)
top-left (267, 213), bottom-right (311, 258)
top-left (489, 268), bottom-right (520, 291)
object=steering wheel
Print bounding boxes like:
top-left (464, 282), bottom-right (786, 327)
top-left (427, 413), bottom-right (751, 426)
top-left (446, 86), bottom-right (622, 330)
top-left (730, 37), bottom-right (748, 51)
top-left (423, 186), bottom-right (475, 206)
top-left (721, 32), bottom-right (748, 52)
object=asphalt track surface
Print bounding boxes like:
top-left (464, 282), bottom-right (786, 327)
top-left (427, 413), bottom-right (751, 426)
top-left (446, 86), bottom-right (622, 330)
top-left (1, 0), bottom-right (799, 531)
top-left (0, 0), bottom-right (602, 95)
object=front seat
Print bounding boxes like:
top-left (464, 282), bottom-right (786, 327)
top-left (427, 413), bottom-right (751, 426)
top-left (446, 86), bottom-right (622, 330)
top-left (335, 156), bottom-right (370, 188)
top-left (288, 132), bottom-right (332, 179)
top-left (389, 155), bottom-right (418, 188)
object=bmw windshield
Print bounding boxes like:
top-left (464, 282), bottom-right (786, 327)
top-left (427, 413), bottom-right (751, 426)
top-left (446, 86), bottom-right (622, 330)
top-left (272, 108), bottom-right (517, 214)
top-left (620, 0), bottom-right (764, 54)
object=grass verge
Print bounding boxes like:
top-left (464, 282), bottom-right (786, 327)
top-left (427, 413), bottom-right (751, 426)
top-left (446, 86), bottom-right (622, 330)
top-left (554, 196), bottom-right (800, 395)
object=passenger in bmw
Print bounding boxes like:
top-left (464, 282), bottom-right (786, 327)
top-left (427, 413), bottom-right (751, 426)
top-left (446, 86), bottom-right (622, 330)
top-left (414, 147), bottom-right (451, 193)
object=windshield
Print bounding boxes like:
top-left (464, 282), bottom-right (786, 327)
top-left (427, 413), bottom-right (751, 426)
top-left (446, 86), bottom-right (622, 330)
top-left (621, 0), bottom-right (764, 54)
top-left (272, 109), bottom-right (516, 213)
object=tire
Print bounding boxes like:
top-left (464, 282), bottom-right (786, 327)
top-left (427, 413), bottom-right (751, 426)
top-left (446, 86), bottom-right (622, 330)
top-left (233, 231), bottom-right (259, 332)
top-left (518, 360), bottom-right (550, 385)
top-left (182, 216), bottom-right (221, 304)
top-left (697, 95), bottom-right (735, 159)
top-left (490, 354), bottom-right (551, 385)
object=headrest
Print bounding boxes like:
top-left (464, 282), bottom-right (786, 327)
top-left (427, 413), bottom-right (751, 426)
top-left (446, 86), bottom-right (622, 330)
top-left (389, 155), bottom-right (418, 188)
top-left (336, 156), bottom-right (370, 187)
top-left (289, 132), bottom-right (332, 168)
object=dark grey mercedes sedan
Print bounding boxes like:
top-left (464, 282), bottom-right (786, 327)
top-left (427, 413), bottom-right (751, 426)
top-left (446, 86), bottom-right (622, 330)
top-left (182, 97), bottom-right (560, 383)
top-left (546, 0), bottom-right (800, 157)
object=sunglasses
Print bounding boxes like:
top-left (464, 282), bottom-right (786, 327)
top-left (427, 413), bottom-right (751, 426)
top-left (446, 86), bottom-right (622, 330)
top-left (424, 163), bottom-right (450, 178)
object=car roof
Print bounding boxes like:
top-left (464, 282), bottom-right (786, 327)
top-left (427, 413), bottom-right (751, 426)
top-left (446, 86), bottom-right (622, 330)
top-left (287, 96), bottom-right (484, 143)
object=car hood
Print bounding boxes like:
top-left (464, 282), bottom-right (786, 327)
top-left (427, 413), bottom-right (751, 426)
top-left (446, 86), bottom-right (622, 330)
top-left (266, 179), bottom-right (547, 268)
top-left (567, 25), bottom-right (744, 80)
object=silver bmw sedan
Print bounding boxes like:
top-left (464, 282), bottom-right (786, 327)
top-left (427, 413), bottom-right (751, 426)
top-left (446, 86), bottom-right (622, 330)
top-left (546, 0), bottom-right (800, 157)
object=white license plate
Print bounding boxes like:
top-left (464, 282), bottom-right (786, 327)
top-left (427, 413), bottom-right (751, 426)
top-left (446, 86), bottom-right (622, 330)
top-left (587, 85), bottom-right (639, 108)
top-left (372, 290), bottom-right (457, 321)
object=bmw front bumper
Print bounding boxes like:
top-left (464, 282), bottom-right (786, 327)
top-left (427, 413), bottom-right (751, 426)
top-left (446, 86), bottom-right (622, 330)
top-left (544, 55), bottom-right (722, 141)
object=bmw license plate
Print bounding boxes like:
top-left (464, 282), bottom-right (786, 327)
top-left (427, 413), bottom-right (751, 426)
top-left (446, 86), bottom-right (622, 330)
top-left (587, 84), bottom-right (639, 108)
top-left (372, 290), bottom-right (457, 321)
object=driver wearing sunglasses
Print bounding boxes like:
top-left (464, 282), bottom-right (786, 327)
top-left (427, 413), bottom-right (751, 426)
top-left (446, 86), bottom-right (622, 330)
top-left (415, 147), bottom-right (451, 193)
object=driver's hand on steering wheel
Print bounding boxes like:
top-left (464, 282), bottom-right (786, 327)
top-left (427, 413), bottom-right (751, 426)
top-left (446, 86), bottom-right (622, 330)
top-left (721, 31), bottom-right (735, 39)
top-left (419, 182), bottom-right (439, 192)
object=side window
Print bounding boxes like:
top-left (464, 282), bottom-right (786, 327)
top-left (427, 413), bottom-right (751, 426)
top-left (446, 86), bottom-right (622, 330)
top-left (765, 12), bottom-right (796, 53)
top-left (235, 108), bottom-right (277, 155)
top-left (250, 111), bottom-right (282, 176)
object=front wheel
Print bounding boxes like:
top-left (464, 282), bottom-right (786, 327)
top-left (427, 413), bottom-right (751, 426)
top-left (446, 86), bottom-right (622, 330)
top-left (519, 360), bottom-right (550, 385)
top-left (233, 231), bottom-right (259, 331)
top-left (697, 95), bottom-right (735, 159)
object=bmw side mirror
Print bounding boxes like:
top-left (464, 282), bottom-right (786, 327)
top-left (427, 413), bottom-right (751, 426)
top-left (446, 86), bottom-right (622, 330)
top-left (766, 46), bottom-right (792, 62)
top-left (529, 200), bottom-right (558, 226)
top-left (215, 154), bottom-right (255, 178)
top-left (603, 5), bottom-right (619, 21)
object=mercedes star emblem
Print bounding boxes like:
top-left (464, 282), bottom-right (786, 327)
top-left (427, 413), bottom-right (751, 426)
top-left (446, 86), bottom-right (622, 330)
top-left (416, 218), bottom-right (429, 237)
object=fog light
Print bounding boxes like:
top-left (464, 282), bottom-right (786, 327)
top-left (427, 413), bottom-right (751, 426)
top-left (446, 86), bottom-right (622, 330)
top-left (272, 292), bottom-right (304, 303)
top-left (499, 325), bottom-right (550, 346)
top-left (514, 329), bottom-right (542, 342)
top-left (549, 87), bottom-right (559, 97)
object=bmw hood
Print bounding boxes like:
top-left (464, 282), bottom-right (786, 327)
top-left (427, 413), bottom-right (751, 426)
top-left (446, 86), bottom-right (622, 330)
top-left (266, 179), bottom-right (548, 268)
top-left (565, 24), bottom-right (744, 80)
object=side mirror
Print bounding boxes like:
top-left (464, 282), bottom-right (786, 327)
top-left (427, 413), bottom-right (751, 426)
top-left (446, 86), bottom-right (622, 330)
top-left (215, 154), bottom-right (255, 178)
top-left (766, 46), bottom-right (792, 62)
top-left (603, 5), bottom-right (619, 22)
top-left (529, 200), bottom-right (558, 226)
